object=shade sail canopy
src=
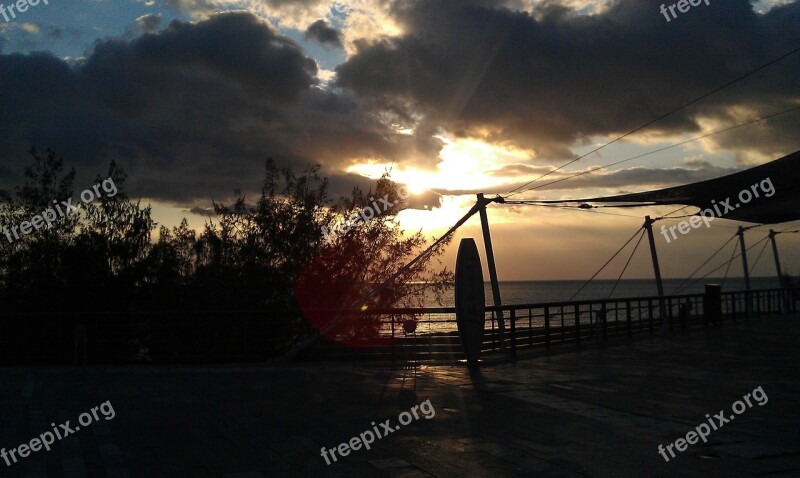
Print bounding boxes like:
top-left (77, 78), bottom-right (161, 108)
top-left (568, 149), bottom-right (800, 224)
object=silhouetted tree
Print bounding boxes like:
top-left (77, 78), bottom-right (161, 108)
top-left (0, 148), bottom-right (78, 307)
top-left (295, 173), bottom-right (453, 347)
top-left (0, 150), bottom-right (452, 362)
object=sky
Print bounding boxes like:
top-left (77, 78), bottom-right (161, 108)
top-left (0, 0), bottom-right (798, 281)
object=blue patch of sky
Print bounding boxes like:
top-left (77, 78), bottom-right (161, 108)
top-left (1, 0), bottom-right (346, 76)
top-left (283, 28), bottom-right (346, 72)
top-left (0, 0), bottom-right (180, 58)
top-left (567, 135), bottom-right (736, 174)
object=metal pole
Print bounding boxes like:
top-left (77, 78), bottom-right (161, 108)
top-left (644, 216), bottom-right (667, 331)
top-left (737, 226), bottom-right (751, 291)
top-left (769, 229), bottom-right (783, 286)
top-left (477, 193), bottom-right (505, 350)
top-left (738, 226), bottom-right (752, 315)
top-left (769, 229), bottom-right (789, 312)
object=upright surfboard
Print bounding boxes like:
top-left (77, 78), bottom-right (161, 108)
top-left (455, 238), bottom-right (486, 364)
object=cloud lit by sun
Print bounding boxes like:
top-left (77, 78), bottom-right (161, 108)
top-left (346, 134), bottom-right (534, 195)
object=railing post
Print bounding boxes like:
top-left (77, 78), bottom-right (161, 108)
top-left (391, 314), bottom-right (396, 365)
top-left (510, 309), bottom-right (516, 356)
top-left (544, 306), bottom-right (550, 350)
top-left (529, 308), bottom-right (533, 346)
top-left (667, 297), bottom-right (673, 330)
top-left (601, 303), bottom-right (607, 341)
top-left (491, 310), bottom-right (497, 351)
top-left (760, 292), bottom-right (765, 316)
top-left (648, 299), bottom-right (654, 334)
top-left (428, 313), bottom-right (432, 359)
top-left (770, 290), bottom-right (774, 314)
top-left (575, 305), bottom-right (580, 345)
top-left (626, 300), bottom-right (632, 337)
top-left (755, 292), bottom-right (759, 317)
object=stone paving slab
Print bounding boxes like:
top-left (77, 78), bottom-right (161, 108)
top-left (0, 314), bottom-right (798, 477)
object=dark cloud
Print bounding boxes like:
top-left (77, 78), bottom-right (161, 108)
top-left (136, 14), bottom-right (163, 34)
top-left (402, 190), bottom-right (442, 210)
top-left (441, 161), bottom-right (739, 196)
top-left (0, 12), bottom-right (426, 204)
top-left (188, 206), bottom-right (214, 216)
top-left (304, 19), bottom-right (343, 48)
top-left (336, 0), bottom-right (800, 160)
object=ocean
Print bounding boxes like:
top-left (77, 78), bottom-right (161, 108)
top-left (426, 276), bottom-right (782, 307)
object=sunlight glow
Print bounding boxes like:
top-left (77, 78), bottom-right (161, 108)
top-left (346, 134), bottom-right (534, 195)
top-left (396, 195), bottom-right (476, 237)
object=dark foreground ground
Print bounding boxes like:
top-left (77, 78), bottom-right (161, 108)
top-left (0, 314), bottom-right (798, 477)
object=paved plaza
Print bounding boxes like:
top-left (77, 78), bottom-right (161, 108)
top-left (0, 314), bottom-right (798, 477)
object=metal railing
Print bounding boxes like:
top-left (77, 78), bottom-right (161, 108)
top-left (1, 288), bottom-right (795, 365)
top-left (308, 287), bottom-right (797, 363)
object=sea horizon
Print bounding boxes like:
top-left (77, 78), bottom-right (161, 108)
top-left (428, 276), bottom-right (783, 307)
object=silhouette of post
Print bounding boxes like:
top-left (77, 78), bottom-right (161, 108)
top-left (477, 193), bottom-right (505, 351)
top-left (738, 226), bottom-right (752, 315)
top-left (769, 229), bottom-right (782, 285)
top-left (769, 229), bottom-right (788, 311)
top-left (644, 216), bottom-right (668, 331)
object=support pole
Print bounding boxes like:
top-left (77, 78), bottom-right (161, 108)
top-left (738, 226), bottom-right (751, 315)
top-left (737, 226), bottom-right (751, 291)
top-left (477, 193), bottom-right (505, 351)
top-left (644, 216), bottom-right (668, 331)
top-left (769, 229), bottom-right (788, 312)
top-left (769, 229), bottom-right (783, 286)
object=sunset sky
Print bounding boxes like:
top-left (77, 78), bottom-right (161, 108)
top-left (1, 0), bottom-right (798, 280)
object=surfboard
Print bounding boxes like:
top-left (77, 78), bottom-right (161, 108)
top-left (455, 238), bottom-right (486, 364)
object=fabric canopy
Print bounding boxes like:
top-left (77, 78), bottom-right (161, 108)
top-left (567, 149), bottom-right (800, 224)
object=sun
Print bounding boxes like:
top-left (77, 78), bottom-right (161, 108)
top-left (345, 134), bottom-right (532, 195)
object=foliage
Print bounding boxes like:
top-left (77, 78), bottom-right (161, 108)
top-left (0, 150), bottom-right (452, 361)
top-left (295, 173), bottom-right (452, 345)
